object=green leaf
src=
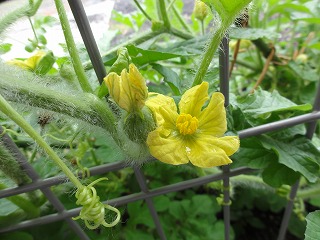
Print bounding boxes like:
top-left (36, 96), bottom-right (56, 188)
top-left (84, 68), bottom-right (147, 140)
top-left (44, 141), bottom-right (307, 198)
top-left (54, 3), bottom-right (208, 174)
top-left (232, 137), bottom-right (276, 169)
top-left (0, 231), bottom-right (34, 240)
top-left (127, 201), bottom-right (155, 228)
top-left (262, 161), bottom-right (300, 187)
top-left (127, 45), bottom-right (182, 66)
top-left (288, 61), bottom-right (319, 82)
top-left (151, 63), bottom-right (181, 95)
top-left (0, 43), bottom-right (12, 54)
top-left (112, 10), bottom-right (135, 30)
top-left (229, 27), bottom-right (281, 40)
top-left (190, 195), bottom-right (220, 216)
top-left (125, 229), bottom-right (155, 240)
top-left (309, 43), bottom-right (320, 50)
top-left (268, 3), bottom-right (311, 17)
top-left (108, 47), bottom-right (131, 75)
top-left (203, 0), bottom-right (252, 22)
top-left (160, 35), bottom-right (207, 56)
top-left (260, 135), bottom-right (320, 183)
top-left (305, 210), bottom-right (320, 240)
top-left (154, 196), bottom-right (170, 212)
top-left (234, 89), bottom-right (312, 119)
top-left (169, 200), bottom-right (188, 219)
top-left (0, 199), bottom-right (26, 228)
top-left (35, 51), bottom-right (55, 75)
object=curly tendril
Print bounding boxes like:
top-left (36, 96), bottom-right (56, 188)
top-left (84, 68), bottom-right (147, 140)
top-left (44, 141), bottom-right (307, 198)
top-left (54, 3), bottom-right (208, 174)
top-left (73, 178), bottom-right (121, 229)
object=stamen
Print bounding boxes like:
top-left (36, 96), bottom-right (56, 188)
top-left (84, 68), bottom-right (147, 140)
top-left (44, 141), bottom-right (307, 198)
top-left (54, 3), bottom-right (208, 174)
top-left (176, 113), bottom-right (199, 135)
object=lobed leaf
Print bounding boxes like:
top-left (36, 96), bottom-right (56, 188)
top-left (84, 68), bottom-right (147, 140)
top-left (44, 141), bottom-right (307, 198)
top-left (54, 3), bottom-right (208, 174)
top-left (305, 210), bottom-right (320, 240)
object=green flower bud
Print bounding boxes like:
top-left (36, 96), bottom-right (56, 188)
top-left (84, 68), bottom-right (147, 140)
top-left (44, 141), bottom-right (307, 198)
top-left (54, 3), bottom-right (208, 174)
top-left (122, 107), bottom-right (155, 144)
top-left (194, 0), bottom-right (209, 21)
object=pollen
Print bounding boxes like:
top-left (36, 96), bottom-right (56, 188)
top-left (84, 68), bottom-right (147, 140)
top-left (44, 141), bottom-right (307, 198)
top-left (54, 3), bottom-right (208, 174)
top-left (176, 113), bottom-right (199, 135)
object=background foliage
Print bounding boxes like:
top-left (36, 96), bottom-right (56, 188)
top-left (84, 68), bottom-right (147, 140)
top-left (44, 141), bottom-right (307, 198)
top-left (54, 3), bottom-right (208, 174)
top-left (0, 0), bottom-right (320, 239)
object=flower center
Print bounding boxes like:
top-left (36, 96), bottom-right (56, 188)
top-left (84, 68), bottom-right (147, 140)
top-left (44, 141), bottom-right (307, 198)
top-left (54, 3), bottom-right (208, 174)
top-left (176, 113), bottom-right (199, 135)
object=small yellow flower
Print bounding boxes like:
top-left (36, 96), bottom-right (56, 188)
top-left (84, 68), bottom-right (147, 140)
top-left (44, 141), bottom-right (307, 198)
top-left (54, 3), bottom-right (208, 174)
top-left (104, 63), bottom-right (148, 113)
top-left (7, 50), bottom-right (47, 71)
top-left (146, 82), bottom-right (239, 168)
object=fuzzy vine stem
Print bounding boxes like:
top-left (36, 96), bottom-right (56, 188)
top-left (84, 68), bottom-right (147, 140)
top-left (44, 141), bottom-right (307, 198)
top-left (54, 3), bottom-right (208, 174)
top-left (0, 0), bottom-right (43, 35)
top-left (54, 0), bottom-right (93, 93)
top-left (166, 0), bottom-right (193, 33)
top-left (0, 94), bottom-right (82, 189)
top-left (158, 0), bottom-right (171, 29)
top-left (0, 63), bottom-right (117, 137)
top-left (192, 18), bottom-right (233, 86)
top-left (297, 184), bottom-right (320, 199)
top-left (133, 0), bottom-right (152, 22)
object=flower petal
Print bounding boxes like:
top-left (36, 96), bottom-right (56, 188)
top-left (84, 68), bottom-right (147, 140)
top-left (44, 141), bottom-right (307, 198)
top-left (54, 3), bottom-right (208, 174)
top-left (186, 135), bottom-right (239, 168)
top-left (104, 64), bottom-right (148, 113)
top-left (146, 93), bottom-right (178, 126)
top-left (104, 72), bottom-right (122, 107)
top-left (119, 64), bottom-right (148, 112)
top-left (147, 129), bottom-right (189, 165)
top-left (179, 82), bottom-right (209, 117)
top-left (198, 92), bottom-right (227, 136)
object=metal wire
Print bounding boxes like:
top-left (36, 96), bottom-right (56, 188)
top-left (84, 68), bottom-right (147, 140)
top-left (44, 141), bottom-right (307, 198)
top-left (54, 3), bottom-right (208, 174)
top-left (0, 167), bottom-right (254, 233)
top-left (67, 0), bottom-right (107, 84)
top-left (133, 167), bottom-right (167, 240)
top-left (0, 127), bottom-right (90, 240)
top-left (1, 2), bottom-right (320, 239)
top-left (219, 36), bottom-right (231, 240)
top-left (277, 80), bottom-right (320, 240)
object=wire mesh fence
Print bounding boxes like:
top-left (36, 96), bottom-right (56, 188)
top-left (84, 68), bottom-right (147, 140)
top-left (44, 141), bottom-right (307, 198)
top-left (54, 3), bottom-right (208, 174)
top-left (1, 1), bottom-right (320, 240)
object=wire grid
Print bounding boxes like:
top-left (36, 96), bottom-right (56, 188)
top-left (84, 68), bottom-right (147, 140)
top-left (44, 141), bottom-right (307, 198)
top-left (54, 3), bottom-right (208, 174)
top-left (1, 1), bottom-right (320, 239)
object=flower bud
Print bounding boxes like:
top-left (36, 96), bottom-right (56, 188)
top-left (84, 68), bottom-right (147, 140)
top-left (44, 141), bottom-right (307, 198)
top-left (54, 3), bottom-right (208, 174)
top-left (104, 63), bottom-right (148, 113)
top-left (194, 0), bottom-right (209, 21)
top-left (121, 106), bottom-right (155, 144)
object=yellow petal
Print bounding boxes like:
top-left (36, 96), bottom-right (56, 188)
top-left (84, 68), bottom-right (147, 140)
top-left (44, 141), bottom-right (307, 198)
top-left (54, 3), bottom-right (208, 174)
top-left (198, 92), bottom-right (227, 136)
top-left (104, 64), bottom-right (148, 113)
top-left (179, 82), bottom-right (209, 117)
top-left (25, 50), bottom-right (46, 70)
top-left (146, 93), bottom-right (178, 126)
top-left (147, 129), bottom-right (189, 165)
top-left (211, 135), bottom-right (240, 156)
top-left (186, 135), bottom-right (239, 168)
top-left (7, 59), bottom-right (31, 70)
top-left (104, 72), bottom-right (122, 107)
top-left (119, 64), bottom-right (148, 112)
top-left (185, 138), bottom-right (230, 168)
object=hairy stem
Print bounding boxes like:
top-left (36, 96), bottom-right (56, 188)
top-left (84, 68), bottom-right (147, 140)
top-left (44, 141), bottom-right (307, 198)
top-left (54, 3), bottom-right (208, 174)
top-left (170, 27), bottom-right (194, 40)
top-left (192, 18), bottom-right (232, 86)
top-left (0, 142), bottom-right (32, 186)
top-left (158, 0), bottom-right (171, 29)
top-left (133, 0), bottom-right (152, 21)
top-left (166, 0), bottom-right (193, 33)
top-left (54, 0), bottom-right (93, 93)
top-left (0, 0), bottom-right (43, 35)
top-left (0, 94), bottom-right (82, 189)
top-left (297, 184), bottom-right (320, 199)
top-left (0, 64), bottom-right (117, 140)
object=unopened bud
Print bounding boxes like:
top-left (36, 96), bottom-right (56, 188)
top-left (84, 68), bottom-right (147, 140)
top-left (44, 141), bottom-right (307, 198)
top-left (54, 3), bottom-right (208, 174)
top-left (194, 0), bottom-right (209, 21)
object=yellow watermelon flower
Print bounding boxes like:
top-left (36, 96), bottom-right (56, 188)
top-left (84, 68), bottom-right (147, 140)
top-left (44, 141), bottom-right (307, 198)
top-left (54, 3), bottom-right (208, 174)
top-left (146, 82), bottom-right (239, 168)
top-left (104, 63), bottom-right (148, 113)
top-left (7, 50), bottom-right (47, 71)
